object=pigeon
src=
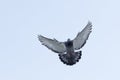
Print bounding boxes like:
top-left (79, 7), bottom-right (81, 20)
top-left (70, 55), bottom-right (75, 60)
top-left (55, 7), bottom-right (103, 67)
top-left (38, 21), bottom-right (92, 66)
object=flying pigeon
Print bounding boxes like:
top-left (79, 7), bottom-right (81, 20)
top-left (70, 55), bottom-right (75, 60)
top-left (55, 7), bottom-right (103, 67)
top-left (38, 21), bottom-right (92, 66)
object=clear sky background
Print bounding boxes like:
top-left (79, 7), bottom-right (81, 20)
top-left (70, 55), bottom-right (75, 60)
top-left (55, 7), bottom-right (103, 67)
top-left (0, 0), bottom-right (120, 80)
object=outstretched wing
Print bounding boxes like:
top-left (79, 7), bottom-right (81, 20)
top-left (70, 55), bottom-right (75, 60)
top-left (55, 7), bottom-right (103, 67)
top-left (38, 35), bottom-right (66, 53)
top-left (73, 21), bottom-right (92, 50)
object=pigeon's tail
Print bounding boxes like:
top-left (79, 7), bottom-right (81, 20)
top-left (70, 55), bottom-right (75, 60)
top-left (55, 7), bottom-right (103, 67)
top-left (58, 51), bottom-right (82, 66)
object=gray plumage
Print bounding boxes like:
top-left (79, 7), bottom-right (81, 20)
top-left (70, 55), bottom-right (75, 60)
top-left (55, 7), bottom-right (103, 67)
top-left (38, 21), bottom-right (92, 66)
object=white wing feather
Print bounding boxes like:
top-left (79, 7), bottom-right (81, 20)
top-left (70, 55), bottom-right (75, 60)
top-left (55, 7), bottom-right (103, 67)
top-left (73, 21), bottom-right (92, 50)
top-left (38, 35), bottom-right (66, 53)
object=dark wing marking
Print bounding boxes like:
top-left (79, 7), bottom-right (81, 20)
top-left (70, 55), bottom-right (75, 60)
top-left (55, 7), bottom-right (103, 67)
top-left (38, 35), bottom-right (66, 53)
top-left (73, 21), bottom-right (92, 50)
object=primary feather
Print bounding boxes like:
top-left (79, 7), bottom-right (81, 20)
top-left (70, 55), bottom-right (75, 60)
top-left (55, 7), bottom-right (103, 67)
top-left (38, 35), bottom-right (66, 53)
top-left (73, 21), bottom-right (92, 50)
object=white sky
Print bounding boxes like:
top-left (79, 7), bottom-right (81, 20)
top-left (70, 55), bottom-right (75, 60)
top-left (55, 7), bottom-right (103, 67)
top-left (0, 0), bottom-right (120, 80)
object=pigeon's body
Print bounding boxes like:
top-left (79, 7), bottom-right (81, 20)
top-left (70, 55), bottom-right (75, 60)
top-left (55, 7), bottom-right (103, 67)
top-left (59, 40), bottom-right (82, 65)
top-left (38, 21), bottom-right (92, 66)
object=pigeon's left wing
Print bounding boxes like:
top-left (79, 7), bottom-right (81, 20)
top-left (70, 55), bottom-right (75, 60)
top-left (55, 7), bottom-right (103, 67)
top-left (73, 21), bottom-right (92, 50)
top-left (38, 35), bottom-right (66, 53)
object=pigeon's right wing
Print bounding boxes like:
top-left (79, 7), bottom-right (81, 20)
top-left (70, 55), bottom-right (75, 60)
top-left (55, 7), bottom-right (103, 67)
top-left (38, 35), bottom-right (66, 53)
top-left (73, 21), bottom-right (92, 50)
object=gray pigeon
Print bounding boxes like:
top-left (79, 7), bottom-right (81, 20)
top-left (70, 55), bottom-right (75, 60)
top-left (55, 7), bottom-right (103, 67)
top-left (38, 21), bottom-right (92, 66)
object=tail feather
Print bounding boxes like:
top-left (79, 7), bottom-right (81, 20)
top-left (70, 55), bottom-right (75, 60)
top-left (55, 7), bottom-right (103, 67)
top-left (58, 51), bottom-right (82, 66)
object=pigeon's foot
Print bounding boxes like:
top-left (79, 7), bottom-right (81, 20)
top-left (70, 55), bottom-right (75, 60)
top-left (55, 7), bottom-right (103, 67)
top-left (58, 51), bottom-right (82, 66)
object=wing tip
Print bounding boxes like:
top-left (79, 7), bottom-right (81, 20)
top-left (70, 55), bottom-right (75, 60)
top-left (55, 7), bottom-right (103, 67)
top-left (88, 21), bottom-right (92, 24)
top-left (37, 34), bottom-right (42, 38)
top-left (37, 34), bottom-right (41, 39)
top-left (87, 21), bottom-right (92, 31)
top-left (37, 34), bottom-right (44, 42)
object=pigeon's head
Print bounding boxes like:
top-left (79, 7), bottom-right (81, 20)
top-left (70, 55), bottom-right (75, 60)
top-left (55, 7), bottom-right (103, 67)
top-left (65, 38), bottom-right (73, 47)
